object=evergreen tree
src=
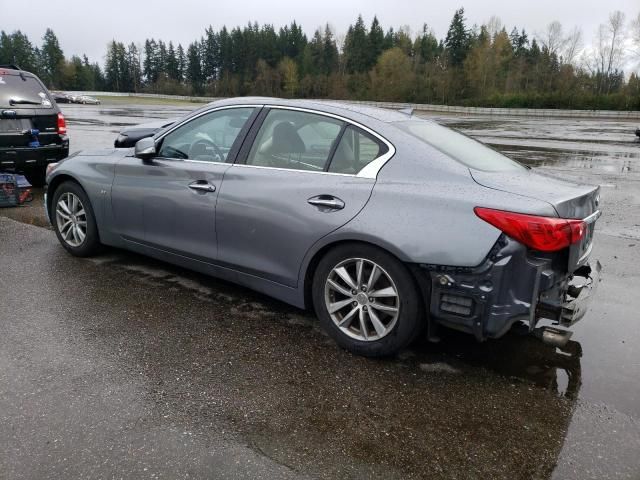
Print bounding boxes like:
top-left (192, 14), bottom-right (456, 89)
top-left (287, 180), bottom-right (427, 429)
top-left (186, 41), bottom-right (204, 94)
top-left (416, 25), bottom-right (439, 63)
top-left (368, 16), bottom-right (385, 68)
top-left (143, 39), bottom-right (158, 84)
top-left (445, 8), bottom-right (471, 66)
top-left (127, 43), bottom-right (142, 92)
top-left (166, 42), bottom-right (180, 82)
top-left (322, 24), bottom-right (339, 73)
top-left (0, 31), bottom-right (39, 73)
top-left (343, 15), bottom-right (369, 73)
top-left (176, 44), bottom-right (186, 82)
top-left (41, 28), bottom-right (65, 87)
top-left (201, 27), bottom-right (219, 81)
top-left (302, 30), bottom-right (324, 76)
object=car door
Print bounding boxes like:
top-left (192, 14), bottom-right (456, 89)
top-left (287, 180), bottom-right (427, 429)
top-left (215, 107), bottom-right (391, 287)
top-left (111, 106), bottom-right (258, 261)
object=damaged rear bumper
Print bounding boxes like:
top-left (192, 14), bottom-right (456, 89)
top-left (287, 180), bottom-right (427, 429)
top-left (419, 236), bottom-right (601, 341)
top-left (542, 261), bottom-right (601, 326)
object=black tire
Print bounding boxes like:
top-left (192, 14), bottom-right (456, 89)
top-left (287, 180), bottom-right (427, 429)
top-left (25, 167), bottom-right (46, 187)
top-left (312, 243), bottom-right (423, 357)
top-left (51, 180), bottom-right (101, 257)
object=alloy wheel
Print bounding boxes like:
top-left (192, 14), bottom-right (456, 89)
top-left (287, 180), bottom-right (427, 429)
top-left (55, 192), bottom-right (87, 247)
top-left (324, 258), bottom-right (400, 341)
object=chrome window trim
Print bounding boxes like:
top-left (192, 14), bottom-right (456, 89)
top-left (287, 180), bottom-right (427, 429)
top-left (183, 159), bottom-right (229, 165)
top-left (153, 103), bottom-right (396, 179)
top-left (261, 105), bottom-right (396, 179)
top-left (232, 163), bottom-right (374, 179)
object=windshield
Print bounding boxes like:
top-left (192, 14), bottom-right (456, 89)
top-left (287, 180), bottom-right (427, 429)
top-left (0, 73), bottom-right (53, 109)
top-left (396, 120), bottom-right (525, 172)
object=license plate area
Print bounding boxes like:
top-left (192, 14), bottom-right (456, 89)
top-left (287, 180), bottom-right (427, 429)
top-left (0, 118), bottom-right (31, 132)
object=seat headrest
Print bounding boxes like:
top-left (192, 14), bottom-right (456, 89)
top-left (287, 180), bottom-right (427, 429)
top-left (270, 122), bottom-right (306, 155)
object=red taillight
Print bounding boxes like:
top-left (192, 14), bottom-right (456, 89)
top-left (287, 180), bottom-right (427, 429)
top-left (474, 207), bottom-right (586, 252)
top-left (57, 112), bottom-right (67, 135)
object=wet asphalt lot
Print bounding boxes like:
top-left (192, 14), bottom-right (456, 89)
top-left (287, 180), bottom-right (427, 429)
top-left (1, 102), bottom-right (640, 479)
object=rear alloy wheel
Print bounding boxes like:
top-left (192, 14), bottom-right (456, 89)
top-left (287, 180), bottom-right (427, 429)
top-left (313, 244), bottom-right (422, 357)
top-left (52, 181), bottom-right (101, 257)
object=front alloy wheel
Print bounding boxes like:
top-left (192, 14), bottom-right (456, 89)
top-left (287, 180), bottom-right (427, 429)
top-left (52, 181), bottom-right (101, 257)
top-left (56, 192), bottom-right (87, 247)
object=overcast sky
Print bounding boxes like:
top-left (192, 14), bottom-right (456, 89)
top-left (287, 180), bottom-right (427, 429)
top-left (1, 0), bottom-right (638, 68)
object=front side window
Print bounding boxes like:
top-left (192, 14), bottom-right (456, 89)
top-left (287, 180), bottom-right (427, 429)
top-left (158, 107), bottom-right (254, 162)
top-left (245, 109), bottom-right (343, 172)
top-left (328, 126), bottom-right (387, 174)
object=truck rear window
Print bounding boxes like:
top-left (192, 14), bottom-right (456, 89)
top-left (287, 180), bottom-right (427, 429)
top-left (0, 73), bottom-right (53, 109)
top-left (396, 120), bottom-right (525, 172)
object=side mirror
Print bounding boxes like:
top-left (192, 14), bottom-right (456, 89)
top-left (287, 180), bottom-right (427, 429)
top-left (134, 137), bottom-right (157, 161)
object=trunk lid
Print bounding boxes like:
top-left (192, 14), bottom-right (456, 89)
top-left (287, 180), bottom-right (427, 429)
top-left (470, 169), bottom-right (600, 219)
top-left (470, 169), bottom-right (601, 270)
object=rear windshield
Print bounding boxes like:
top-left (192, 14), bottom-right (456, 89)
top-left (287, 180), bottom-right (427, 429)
top-left (396, 120), bottom-right (524, 172)
top-left (0, 73), bottom-right (53, 109)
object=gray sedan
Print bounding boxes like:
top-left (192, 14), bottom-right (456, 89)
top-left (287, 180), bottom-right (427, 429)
top-left (44, 98), bottom-right (601, 356)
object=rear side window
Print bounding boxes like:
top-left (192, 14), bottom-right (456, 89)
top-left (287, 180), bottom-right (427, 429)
top-left (328, 126), bottom-right (387, 174)
top-left (0, 73), bottom-right (53, 109)
top-left (245, 109), bottom-right (343, 172)
top-left (396, 120), bottom-right (524, 172)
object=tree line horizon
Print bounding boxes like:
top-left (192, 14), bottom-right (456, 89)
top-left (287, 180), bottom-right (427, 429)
top-left (1, 8), bottom-right (639, 110)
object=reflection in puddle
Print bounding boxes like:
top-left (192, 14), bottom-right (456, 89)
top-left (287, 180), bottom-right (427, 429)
top-left (435, 115), bottom-right (640, 176)
top-left (493, 145), bottom-right (637, 174)
top-left (415, 329), bottom-right (582, 400)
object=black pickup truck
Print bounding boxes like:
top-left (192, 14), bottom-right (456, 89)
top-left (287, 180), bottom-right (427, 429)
top-left (0, 65), bottom-right (69, 186)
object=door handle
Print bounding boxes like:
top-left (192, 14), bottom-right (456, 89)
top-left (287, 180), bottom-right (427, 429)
top-left (188, 181), bottom-right (216, 193)
top-left (307, 195), bottom-right (345, 210)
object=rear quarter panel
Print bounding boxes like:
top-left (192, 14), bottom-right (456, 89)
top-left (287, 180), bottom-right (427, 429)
top-left (303, 130), bottom-right (559, 270)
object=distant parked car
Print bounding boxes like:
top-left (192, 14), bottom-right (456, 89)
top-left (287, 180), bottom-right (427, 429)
top-left (114, 118), bottom-right (177, 147)
top-left (76, 95), bottom-right (100, 105)
top-left (0, 64), bottom-right (69, 186)
top-left (51, 91), bottom-right (72, 104)
top-left (45, 98), bottom-right (602, 357)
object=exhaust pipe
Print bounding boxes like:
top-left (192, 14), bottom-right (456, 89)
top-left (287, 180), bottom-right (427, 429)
top-left (533, 326), bottom-right (573, 348)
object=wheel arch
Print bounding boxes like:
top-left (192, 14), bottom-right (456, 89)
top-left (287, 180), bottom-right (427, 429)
top-left (301, 236), bottom-right (420, 311)
top-left (47, 173), bottom-right (88, 216)
top-left (47, 173), bottom-right (101, 241)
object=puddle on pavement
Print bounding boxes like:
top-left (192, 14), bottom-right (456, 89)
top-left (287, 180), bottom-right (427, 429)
top-left (437, 116), bottom-right (640, 175)
top-left (495, 145), bottom-right (638, 174)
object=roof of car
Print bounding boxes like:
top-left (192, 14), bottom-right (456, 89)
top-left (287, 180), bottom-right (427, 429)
top-left (208, 97), bottom-right (411, 124)
top-left (0, 66), bottom-right (36, 77)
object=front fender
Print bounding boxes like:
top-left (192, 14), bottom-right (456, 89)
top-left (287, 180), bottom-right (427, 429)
top-left (46, 152), bottom-right (119, 242)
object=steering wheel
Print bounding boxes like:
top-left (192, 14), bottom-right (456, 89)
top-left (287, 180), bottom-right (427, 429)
top-left (188, 138), bottom-right (225, 161)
